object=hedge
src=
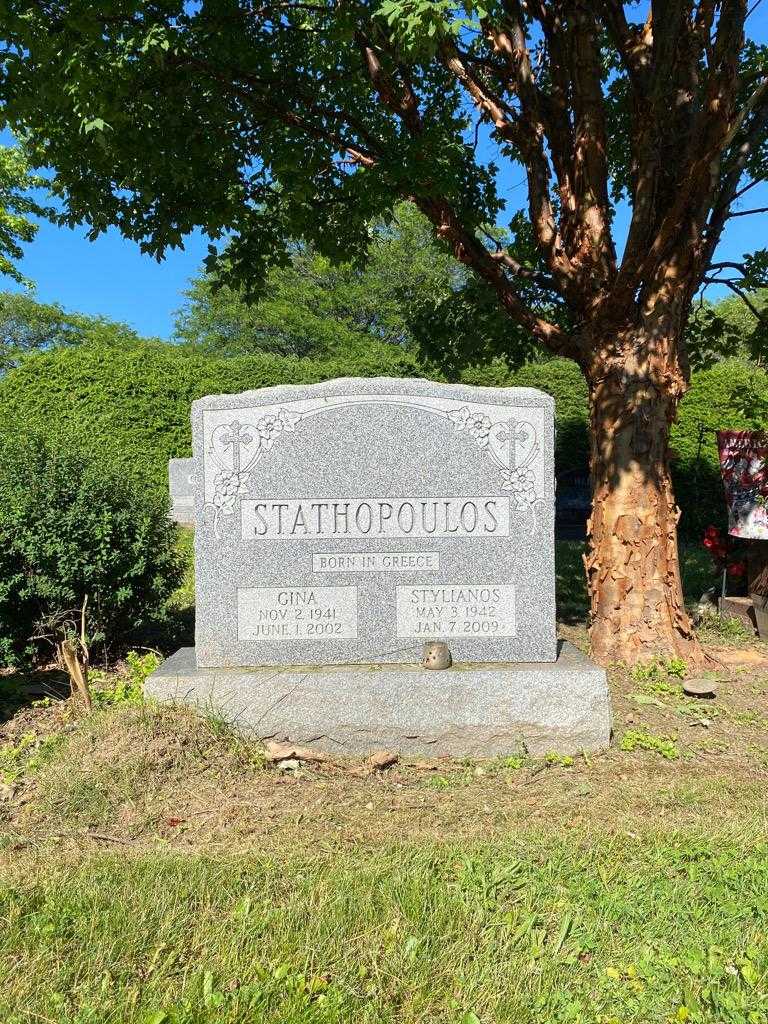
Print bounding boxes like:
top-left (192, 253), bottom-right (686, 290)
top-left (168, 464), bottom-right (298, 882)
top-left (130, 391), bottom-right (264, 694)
top-left (0, 339), bottom-right (424, 494)
top-left (1, 341), bottom-right (765, 537)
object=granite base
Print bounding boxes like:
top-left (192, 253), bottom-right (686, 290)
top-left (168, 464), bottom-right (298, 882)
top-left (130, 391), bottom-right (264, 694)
top-left (146, 642), bottom-right (610, 757)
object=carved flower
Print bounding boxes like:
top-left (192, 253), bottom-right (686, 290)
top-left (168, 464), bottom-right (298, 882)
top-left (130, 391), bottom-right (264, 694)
top-left (256, 414), bottom-right (283, 450)
top-left (447, 406), bottom-right (492, 447)
top-left (502, 467), bottom-right (537, 505)
top-left (212, 470), bottom-right (250, 512)
top-left (466, 413), bottom-right (491, 445)
top-left (277, 407), bottom-right (301, 431)
top-left (447, 406), bottom-right (470, 431)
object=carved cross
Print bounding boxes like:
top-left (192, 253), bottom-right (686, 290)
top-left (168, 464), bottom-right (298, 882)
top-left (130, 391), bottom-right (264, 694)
top-left (493, 418), bottom-right (517, 471)
top-left (219, 420), bottom-right (254, 473)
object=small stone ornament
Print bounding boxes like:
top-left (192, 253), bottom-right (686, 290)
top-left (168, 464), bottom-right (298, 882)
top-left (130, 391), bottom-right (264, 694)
top-left (682, 676), bottom-right (718, 699)
top-left (421, 640), bottom-right (452, 670)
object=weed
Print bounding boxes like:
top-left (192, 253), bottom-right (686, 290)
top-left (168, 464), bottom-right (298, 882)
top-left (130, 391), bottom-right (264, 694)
top-left (620, 728), bottom-right (680, 760)
top-left (696, 610), bottom-right (752, 644)
top-left (544, 752), bottom-right (575, 767)
top-left (631, 659), bottom-right (666, 683)
top-left (501, 755), bottom-right (528, 770)
top-left (0, 732), bottom-right (62, 783)
top-left (632, 658), bottom-right (687, 690)
top-left (90, 651), bottom-right (161, 707)
top-left (201, 712), bottom-right (267, 770)
top-left (666, 657), bottom-right (688, 679)
top-left (424, 774), bottom-right (452, 790)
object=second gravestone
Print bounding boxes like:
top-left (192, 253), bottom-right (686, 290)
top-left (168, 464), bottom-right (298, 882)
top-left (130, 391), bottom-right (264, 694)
top-left (148, 377), bottom-right (610, 755)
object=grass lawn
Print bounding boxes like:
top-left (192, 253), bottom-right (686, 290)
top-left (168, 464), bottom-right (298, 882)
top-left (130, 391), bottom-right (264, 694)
top-left (1, 832), bottom-right (768, 1024)
top-left (0, 531), bottom-right (766, 1023)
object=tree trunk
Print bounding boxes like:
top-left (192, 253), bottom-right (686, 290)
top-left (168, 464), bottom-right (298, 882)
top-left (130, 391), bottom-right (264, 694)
top-left (584, 336), bottom-right (705, 667)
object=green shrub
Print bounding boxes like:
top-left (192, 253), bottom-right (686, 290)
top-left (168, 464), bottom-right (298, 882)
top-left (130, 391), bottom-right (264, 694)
top-left (513, 359), bottom-right (591, 474)
top-left (90, 650), bottom-right (161, 706)
top-left (0, 435), bottom-right (182, 667)
top-left (0, 343), bottom-right (588, 500)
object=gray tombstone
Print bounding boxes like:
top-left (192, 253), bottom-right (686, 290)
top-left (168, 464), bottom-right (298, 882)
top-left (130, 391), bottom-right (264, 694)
top-left (148, 378), bottom-right (610, 756)
top-left (168, 457), bottom-right (195, 526)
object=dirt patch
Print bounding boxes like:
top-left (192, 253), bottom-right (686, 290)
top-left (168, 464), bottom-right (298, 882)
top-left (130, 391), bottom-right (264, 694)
top-left (710, 646), bottom-right (768, 667)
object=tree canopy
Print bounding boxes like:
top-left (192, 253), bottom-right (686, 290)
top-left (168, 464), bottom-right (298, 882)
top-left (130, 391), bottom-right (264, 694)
top-left (1, 2), bottom-right (765, 361)
top-left (174, 202), bottom-right (535, 368)
top-left (687, 288), bottom-right (768, 371)
top-left (178, 201), bottom-right (767, 372)
top-left (0, 145), bottom-right (48, 286)
top-left (0, 290), bottom-right (147, 373)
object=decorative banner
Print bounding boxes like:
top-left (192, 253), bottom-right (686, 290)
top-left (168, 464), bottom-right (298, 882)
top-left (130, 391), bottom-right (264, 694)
top-left (717, 430), bottom-right (768, 539)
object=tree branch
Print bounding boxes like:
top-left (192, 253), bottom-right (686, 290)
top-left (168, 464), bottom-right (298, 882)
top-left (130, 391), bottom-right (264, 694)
top-left (733, 176), bottom-right (768, 201)
top-left (356, 32), bottom-right (422, 134)
top-left (615, 3), bottom-right (750, 298)
top-left (438, 38), bottom-right (521, 142)
top-left (727, 206), bottom-right (768, 218)
top-left (415, 196), bottom-right (577, 357)
top-left (704, 276), bottom-right (768, 321)
top-left (567, 3), bottom-right (615, 283)
top-left (708, 260), bottom-right (747, 271)
top-left (180, 53), bottom-right (381, 168)
top-left (482, 241), bottom-right (559, 292)
top-left (347, 24), bottom-right (577, 356)
top-left (698, 70), bottom-right (768, 282)
top-left (454, 11), bottom-right (577, 293)
top-left (597, 0), bottom-right (651, 93)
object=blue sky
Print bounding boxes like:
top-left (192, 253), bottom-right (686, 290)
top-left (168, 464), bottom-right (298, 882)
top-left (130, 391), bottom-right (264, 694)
top-left (4, 7), bottom-right (768, 340)
top-left (8, 213), bottom-right (211, 339)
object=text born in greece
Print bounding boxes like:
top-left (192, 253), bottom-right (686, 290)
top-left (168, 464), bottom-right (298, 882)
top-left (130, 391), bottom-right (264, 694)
top-left (312, 551), bottom-right (440, 572)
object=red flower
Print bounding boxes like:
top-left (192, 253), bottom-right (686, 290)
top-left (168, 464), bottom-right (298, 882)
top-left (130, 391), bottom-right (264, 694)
top-left (727, 561), bottom-right (746, 578)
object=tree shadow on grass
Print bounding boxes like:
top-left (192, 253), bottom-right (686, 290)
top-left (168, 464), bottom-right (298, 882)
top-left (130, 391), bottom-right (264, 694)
top-left (0, 668), bottom-right (70, 726)
top-left (556, 539), bottom-right (589, 625)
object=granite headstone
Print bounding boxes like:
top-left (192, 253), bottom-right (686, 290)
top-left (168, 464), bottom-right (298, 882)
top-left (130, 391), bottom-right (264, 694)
top-left (193, 377), bottom-right (556, 667)
top-left (148, 377), bottom-right (611, 755)
top-left (168, 457), bottom-right (195, 526)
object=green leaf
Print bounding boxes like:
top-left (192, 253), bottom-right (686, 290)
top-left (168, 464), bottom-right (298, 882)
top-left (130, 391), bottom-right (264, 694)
top-left (81, 117), bottom-right (110, 134)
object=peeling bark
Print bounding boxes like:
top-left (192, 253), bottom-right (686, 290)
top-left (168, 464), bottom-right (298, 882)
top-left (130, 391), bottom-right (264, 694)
top-left (584, 337), bottom-right (703, 666)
